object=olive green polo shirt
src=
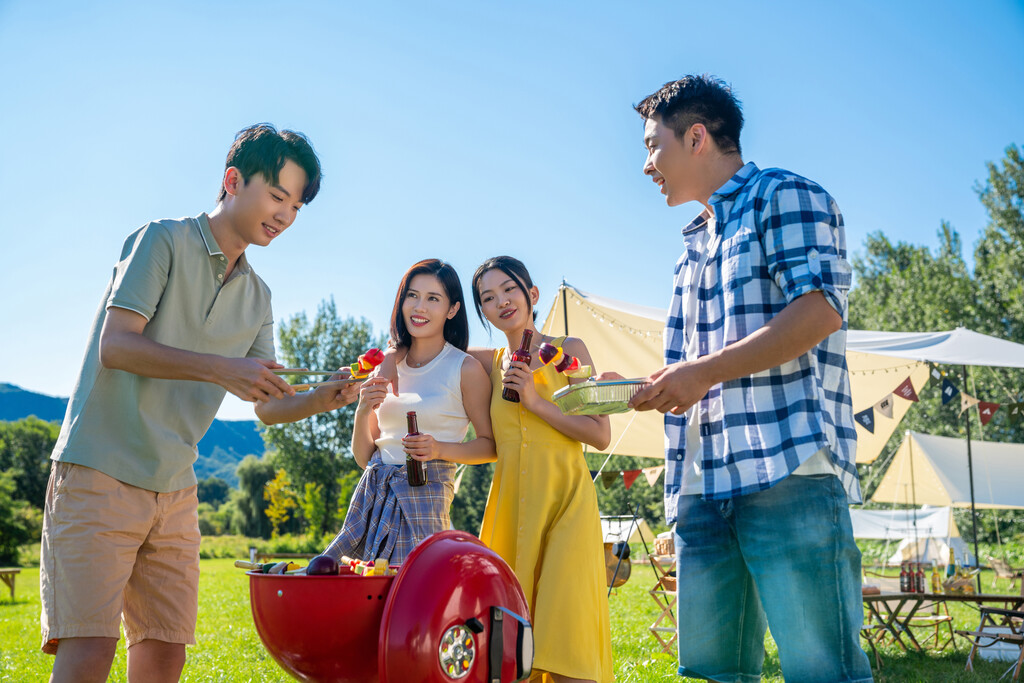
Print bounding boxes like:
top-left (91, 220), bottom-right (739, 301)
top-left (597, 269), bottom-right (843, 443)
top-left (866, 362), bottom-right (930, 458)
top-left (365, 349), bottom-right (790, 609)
top-left (51, 214), bottom-right (275, 492)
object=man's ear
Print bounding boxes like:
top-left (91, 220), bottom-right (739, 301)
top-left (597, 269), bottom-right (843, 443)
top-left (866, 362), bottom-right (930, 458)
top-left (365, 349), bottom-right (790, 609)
top-left (689, 124), bottom-right (711, 154)
top-left (222, 167), bottom-right (243, 197)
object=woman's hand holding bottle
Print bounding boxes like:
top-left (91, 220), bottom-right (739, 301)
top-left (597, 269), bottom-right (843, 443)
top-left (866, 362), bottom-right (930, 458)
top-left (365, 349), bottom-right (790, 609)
top-left (503, 359), bottom-right (542, 411)
top-left (402, 431), bottom-right (443, 462)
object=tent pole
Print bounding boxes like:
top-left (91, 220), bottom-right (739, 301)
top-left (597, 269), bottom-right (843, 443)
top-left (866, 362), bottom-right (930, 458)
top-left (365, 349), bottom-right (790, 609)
top-left (561, 280), bottom-right (569, 336)
top-left (908, 438), bottom-right (919, 563)
top-left (963, 364), bottom-right (982, 593)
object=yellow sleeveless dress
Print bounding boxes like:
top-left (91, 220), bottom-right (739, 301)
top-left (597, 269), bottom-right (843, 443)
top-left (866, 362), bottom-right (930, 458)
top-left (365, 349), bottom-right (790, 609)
top-left (479, 344), bottom-right (613, 682)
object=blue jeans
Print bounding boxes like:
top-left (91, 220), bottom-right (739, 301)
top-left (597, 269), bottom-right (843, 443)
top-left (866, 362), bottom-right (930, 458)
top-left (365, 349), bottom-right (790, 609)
top-left (673, 474), bottom-right (873, 683)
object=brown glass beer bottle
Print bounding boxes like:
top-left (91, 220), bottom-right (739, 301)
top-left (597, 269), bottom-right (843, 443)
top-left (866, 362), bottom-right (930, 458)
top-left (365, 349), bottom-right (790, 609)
top-left (405, 411), bottom-right (427, 487)
top-left (502, 330), bottom-right (534, 403)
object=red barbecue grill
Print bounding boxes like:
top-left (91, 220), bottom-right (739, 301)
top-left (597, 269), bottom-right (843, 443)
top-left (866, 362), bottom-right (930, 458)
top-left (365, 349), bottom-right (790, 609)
top-left (248, 530), bottom-right (534, 682)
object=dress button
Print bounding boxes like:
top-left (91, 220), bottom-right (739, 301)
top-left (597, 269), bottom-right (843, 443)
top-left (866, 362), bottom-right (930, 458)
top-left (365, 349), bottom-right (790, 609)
top-left (676, 454), bottom-right (683, 460)
top-left (217, 274), bottom-right (223, 280)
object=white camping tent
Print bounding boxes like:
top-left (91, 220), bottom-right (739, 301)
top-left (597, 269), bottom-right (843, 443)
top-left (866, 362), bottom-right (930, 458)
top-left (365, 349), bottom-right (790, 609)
top-left (886, 537), bottom-right (973, 567)
top-left (848, 505), bottom-right (973, 566)
top-left (872, 431), bottom-right (1024, 510)
top-left (600, 516), bottom-right (655, 545)
top-left (850, 506), bottom-right (958, 540)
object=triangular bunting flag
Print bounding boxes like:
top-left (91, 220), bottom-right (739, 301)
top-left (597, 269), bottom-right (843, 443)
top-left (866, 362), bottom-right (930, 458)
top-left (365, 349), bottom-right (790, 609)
top-left (931, 366), bottom-right (942, 380)
top-left (941, 378), bottom-right (960, 405)
top-left (854, 407), bottom-right (875, 433)
top-left (601, 472), bottom-right (619, 489)
top-left (590, 470), bottom-right (600, 481)
top-left (978, 402), bottom-right (1001, 426)
top-left (894, 377), bottom-right (919, 402)
top-left (959, 393), bottom-right (979, 415)
top-left (1008, 402), bottom-right (1024, 426)
top-left (623, 470), bottom-right (641, 490)
top-left (643, 466), bottom-right (664, 486)
top-left (874, 395), bottom-right (894, 419)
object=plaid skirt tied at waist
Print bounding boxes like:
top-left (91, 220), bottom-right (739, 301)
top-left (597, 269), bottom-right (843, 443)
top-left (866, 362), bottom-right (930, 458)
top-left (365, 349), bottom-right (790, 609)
top-left (323, 452), bottom-right (456, 564)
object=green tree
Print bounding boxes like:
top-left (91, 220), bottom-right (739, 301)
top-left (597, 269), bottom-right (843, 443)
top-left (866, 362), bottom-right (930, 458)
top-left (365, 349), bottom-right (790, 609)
top-left (0, 470), bottom-right (36, 565)
top-left (197, 477), bottom-right (230, 508)
top-left (449, 462), bottom-right (495, 533)
top-left (848, 144), bottom-right (1024, 545)
top-left (232, 454), bottom-right (276, 538)
top-left (974, 144), bottom-right (1024, 342)
top-left (262, 298), bottom-right (385, 537)
top-left (0, 417), bottom-right (59, 507)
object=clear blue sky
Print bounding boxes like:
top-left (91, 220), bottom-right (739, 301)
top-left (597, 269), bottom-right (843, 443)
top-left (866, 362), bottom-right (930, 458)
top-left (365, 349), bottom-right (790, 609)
top-left (2, 1), bottom-right (1022, 420)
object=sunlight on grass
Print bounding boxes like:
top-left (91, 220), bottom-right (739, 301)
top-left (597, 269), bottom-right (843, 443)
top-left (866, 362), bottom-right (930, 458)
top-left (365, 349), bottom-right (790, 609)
top-left (1, 559), bottom-right (1020, 681)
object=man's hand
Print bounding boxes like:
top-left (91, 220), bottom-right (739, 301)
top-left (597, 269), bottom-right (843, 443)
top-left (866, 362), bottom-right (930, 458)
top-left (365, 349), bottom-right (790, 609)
top-left (629, 361), bottom-right (713, 415)
top-left (311, 367), bottom-right (360, 411)
top-left (217, 358), bottom-right (296, 402)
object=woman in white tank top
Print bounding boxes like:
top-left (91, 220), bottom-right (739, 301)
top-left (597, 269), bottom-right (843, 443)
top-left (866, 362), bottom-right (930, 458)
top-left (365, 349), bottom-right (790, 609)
top-left (323, 259), bottom-right (495, 564)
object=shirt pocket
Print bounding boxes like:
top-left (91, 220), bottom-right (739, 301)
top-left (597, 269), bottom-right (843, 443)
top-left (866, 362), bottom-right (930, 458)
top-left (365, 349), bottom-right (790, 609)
top-left (719, 226), bottom-right (757, 290)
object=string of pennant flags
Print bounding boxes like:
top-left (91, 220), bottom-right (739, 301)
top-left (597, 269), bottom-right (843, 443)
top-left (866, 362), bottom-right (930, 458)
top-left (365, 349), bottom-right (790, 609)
top-left (590, 466), bottom-right (665, 490)
top-left (854, 364), bottom-right (1024, 434)
top-left (588, 364), bottom-right (1023, 490)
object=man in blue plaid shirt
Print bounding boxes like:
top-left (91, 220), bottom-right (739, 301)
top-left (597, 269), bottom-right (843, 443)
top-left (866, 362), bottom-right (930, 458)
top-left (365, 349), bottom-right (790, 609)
top-left (628, 76), bottom-right (873, 683)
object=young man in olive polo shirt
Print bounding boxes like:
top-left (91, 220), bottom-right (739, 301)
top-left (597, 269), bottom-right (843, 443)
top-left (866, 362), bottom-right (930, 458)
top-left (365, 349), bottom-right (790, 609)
top-left (41, 124), bottom-right (357, 683)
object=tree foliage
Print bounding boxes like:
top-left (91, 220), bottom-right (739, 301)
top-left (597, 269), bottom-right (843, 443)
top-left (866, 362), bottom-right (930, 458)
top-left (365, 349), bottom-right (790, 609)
top-left (0, 470), bottom-right (38, 564)
top-left (849, 143), bottom-right (1024, 545)
top-left (197, 477), bottom-right (230, 507)
top-left (262, 298), bottom-right (386, 537)
top-left (0, 417), bottom-right (58, 508)
top-left (264, 469), bottom-right (298, 538)
top-left (232, 454), bottom-right (276, 538)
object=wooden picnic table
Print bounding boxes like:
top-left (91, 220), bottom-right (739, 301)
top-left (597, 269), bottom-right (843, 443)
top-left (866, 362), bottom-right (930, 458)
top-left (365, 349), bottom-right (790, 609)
top-left (0, 568), bottom-right (20, 600)
top-left (863, 592), bottom-right (1024, 652)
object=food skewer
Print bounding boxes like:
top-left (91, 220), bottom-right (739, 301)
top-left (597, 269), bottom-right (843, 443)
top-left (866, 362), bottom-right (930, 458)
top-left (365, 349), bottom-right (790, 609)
top-left (290, 379), bottom-right (365, 392)
top-left (273, 369), bottom-right (354, 376)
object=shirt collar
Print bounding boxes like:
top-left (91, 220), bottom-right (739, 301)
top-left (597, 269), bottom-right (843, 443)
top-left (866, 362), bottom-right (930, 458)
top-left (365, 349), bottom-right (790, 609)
top-left (195, 213), bottom-right (252, 276)
top-left (680, 162), bottom-right (760, 236)
top-left (196, 213), bottom-right (222, 257)
top-left (710, 161), bottom-right (759, 203)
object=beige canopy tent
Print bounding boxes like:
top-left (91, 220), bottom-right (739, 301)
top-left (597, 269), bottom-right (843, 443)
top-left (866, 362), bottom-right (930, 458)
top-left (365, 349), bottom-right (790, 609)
top-left (872, 431), bottom-right (1024, 510)
top-left (539, 282), bottom-right (930, 462)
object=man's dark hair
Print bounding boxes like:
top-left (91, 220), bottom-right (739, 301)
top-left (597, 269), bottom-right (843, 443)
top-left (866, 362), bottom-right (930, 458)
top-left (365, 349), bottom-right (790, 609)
top-left (471, 255), bottom-right (537, 327)
top-left (635, 75), bottom-right (744, 156)
top-left (218, 123), bottom-right (322, 203)
top-left (390, 259), bottom-right (470, 351)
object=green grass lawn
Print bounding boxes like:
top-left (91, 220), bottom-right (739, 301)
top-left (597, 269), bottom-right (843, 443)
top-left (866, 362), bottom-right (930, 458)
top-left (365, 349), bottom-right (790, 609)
top-left (1, 560), bottom-right (1019, 681)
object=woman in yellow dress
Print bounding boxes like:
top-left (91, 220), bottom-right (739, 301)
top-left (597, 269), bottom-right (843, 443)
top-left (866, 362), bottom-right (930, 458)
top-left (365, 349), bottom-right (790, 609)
top-left (468, 256), bottom-right (613, 683)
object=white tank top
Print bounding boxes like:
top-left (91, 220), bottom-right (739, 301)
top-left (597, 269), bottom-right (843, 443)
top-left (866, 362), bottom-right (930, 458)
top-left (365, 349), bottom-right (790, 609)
top-left (374, 342), bottom-right (471, 465)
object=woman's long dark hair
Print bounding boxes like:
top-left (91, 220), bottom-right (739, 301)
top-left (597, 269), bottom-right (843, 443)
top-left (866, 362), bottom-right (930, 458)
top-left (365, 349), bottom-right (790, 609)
top-left (471, 255), bottom-right (537, 327)
top-left (390, 259), bottom-right (469, 351)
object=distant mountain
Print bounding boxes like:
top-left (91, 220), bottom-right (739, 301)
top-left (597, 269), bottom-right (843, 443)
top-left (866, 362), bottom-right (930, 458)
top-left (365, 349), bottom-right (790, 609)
top-left (0, 383), bottom-right (265, 487)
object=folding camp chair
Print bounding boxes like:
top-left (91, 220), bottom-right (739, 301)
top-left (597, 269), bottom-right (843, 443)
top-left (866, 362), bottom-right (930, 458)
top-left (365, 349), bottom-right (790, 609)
top-left (648, 554), bottom-right (677, 654)
top-left (957, 607), bottom-right (1024, 681)
top-left (988, 556), bottom-right (1024, 591)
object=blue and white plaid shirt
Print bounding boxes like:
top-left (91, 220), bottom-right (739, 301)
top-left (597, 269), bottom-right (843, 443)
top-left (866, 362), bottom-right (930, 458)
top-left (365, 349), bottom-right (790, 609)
top-left (663, 162), bottom-right (861, 524)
